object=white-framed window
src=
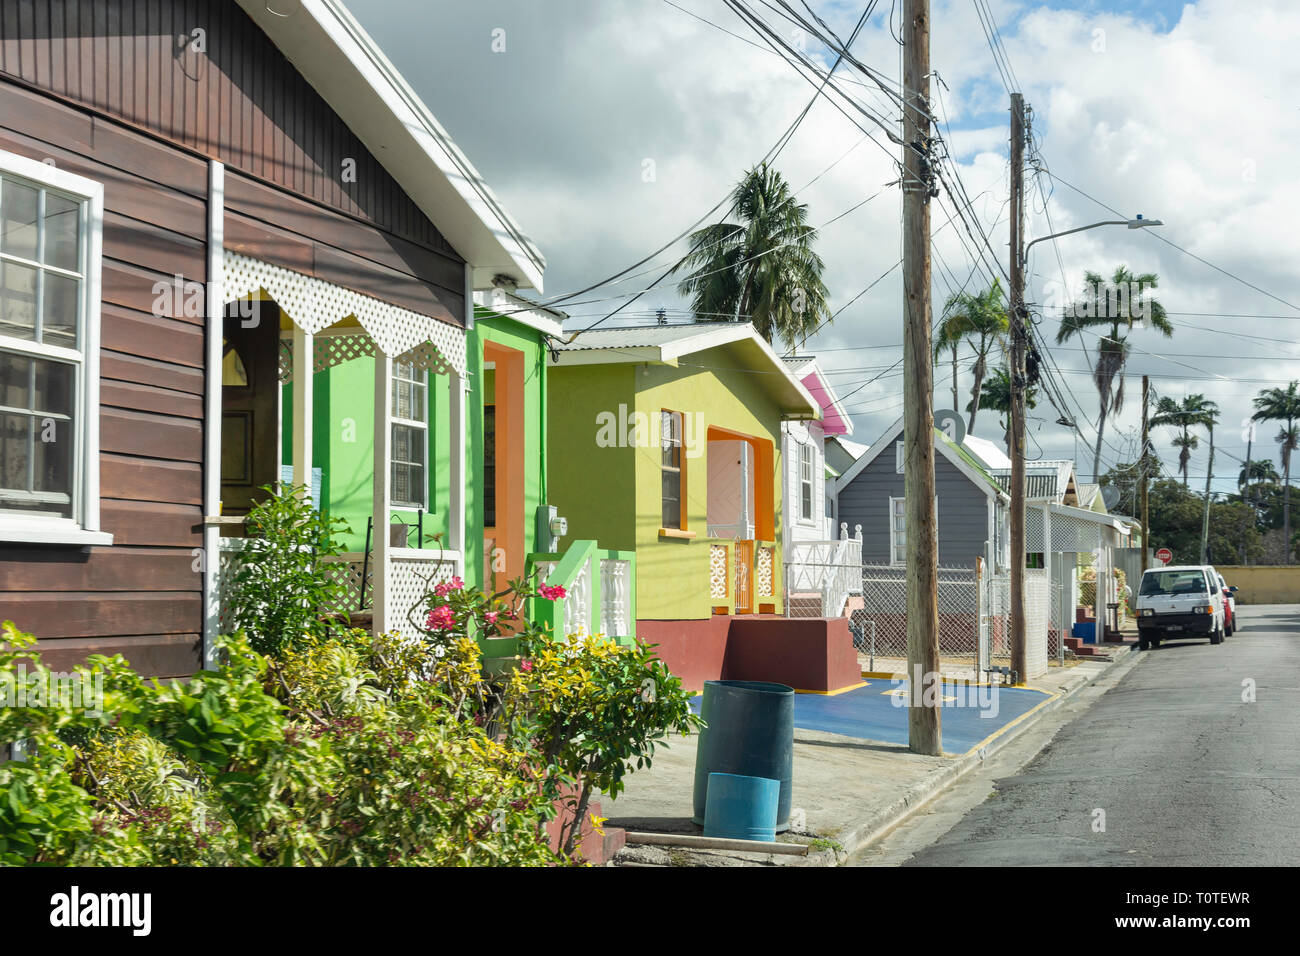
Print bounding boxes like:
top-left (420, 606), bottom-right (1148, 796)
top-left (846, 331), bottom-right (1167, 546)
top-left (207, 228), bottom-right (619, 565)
top-left (888, 495), bottom-right (937, 566)
top-left (798, 442), bottom-right (814, 522)
top-left (0, 150), bottom-right (107, 546)
top-left (895, 439), bottom-right (904, 474)
top-left (390, 359), bottom-right (427, 510)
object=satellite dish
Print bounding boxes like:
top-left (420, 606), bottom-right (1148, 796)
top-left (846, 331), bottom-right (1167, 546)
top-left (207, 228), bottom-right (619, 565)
top-left (1101, 485), bottom-right (1121, 510)
top-left (934, 409), bottom-right (967, 445)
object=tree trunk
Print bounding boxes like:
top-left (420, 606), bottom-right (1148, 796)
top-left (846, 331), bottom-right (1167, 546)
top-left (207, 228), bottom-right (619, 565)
top-left (1093, 405), bottom-right (1108, 484)
top-left (968, 351), bottom-right (987, 434)
top-left (951, 344), bottom-right (959, 413)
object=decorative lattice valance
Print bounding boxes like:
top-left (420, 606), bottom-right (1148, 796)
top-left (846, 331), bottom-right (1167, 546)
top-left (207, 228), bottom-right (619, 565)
top-left (224, 250), bottom-right (466, 375)
top-left (278, 332), bottom-right (460, 384)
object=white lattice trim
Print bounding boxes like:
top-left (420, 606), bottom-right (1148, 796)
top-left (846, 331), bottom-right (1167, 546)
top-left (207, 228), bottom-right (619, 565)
top-left (224, 250), bottom-right (466, 373)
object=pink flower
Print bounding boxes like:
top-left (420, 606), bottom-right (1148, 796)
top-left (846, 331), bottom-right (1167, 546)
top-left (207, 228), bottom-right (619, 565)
top-left (432, 576), bottom-right (465, 598)
top-left (538, 585), bottom-right (567, 601)
top-left (425, 605), bottom-right (456, 631)
top-left (520, 660), bottom-right (534, 672)
top-left (484, 611), bottom-right (499, 624)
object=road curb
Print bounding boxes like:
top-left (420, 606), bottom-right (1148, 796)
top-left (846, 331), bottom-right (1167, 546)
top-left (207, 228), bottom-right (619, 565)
top-left (831, 648), bottom-right (1142, 864)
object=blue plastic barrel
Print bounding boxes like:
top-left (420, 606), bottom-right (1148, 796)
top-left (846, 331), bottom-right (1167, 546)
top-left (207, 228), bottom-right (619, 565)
top-left (703, 772), bottom-right (779, 842)
top-left (692, 680), bottom-right (794, 830)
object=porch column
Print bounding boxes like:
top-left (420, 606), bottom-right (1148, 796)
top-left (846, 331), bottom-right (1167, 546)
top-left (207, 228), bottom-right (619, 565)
top-left (449, 365), bottom-right (467, 567)
top-left (1042, 505), bottom-right (1054, 658)
top-left (1095, 527), bottom-right (1106, 641)
top-left (373, 351), bottom-right (393, 633)
top-left (292, 325), bottom-right (313, 493)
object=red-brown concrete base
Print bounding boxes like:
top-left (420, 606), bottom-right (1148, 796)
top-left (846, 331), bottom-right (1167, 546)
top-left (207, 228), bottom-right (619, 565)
top-left (636, 614), bottom-right (862, 693)
top-left (544, 786), bottom-right (626, 865)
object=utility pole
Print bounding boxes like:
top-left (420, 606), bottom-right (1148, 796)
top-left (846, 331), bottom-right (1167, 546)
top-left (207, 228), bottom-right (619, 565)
top-left (1141, 375), bottom-right (1150, 575)
top-left (902, 0), bottom-right (941, 755)
top-left (1007, 92), bottom-right (1027, 684)
top-left (1200, 426), bottom-right (1215, 562)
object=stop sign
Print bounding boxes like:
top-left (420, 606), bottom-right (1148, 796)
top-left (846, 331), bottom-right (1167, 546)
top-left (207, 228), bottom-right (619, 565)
top-left (1156, 548), bottom-right (1173, 565)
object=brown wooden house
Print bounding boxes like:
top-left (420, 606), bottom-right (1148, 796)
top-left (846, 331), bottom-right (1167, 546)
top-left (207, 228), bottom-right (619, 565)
top-left (0, 0), bottom-right (545, 677)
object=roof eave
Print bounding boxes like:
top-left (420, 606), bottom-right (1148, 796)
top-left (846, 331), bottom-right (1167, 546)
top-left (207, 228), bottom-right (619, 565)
top-left (238, 0), bottom-right (546, 292)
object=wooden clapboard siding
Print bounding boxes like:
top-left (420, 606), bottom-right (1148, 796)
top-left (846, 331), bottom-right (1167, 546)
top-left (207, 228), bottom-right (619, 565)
top-left (0, 546), bottom-right (201, 592)
top-left (0, 0), bottom-right (467, 316)
top-left (34, 634), bottom-right (202, 679)
top-left (3, 592), bottom-right (201, 639)
top-left (0, 71), bottom-right (207, 675)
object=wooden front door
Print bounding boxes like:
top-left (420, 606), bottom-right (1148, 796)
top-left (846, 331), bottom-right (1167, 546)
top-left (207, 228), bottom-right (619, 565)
top-left (221, 300), bottom-right (279, 516)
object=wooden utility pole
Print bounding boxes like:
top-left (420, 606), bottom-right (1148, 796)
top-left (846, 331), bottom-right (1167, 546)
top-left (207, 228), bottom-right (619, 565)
top-left (1141, 375), bottom-right (1150, 574)
top-left (1007, 92), bottom-right (1027, 683)
top-left (902, 0), bottom-right (940, 755)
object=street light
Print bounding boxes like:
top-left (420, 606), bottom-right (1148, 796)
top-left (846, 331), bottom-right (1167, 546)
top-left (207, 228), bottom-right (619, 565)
top-left (1023, 217), bottom-right (1163, 264)
top-left (1007, 210), bottom-right (1163, 677)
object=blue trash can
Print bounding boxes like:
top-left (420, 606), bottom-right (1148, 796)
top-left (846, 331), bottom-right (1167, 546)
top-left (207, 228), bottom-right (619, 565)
top-left (692, 680), bottom-right (794, 831)
top-left (703, 772), bottom-right (779, 842)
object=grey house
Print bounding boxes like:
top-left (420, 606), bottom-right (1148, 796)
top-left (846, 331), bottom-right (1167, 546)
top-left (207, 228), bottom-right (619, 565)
top-left (833, 418), bottom-right (1010, 570)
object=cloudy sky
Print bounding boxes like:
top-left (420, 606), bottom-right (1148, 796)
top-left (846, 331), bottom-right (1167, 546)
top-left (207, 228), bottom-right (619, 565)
top-left (348, 0), bottom-right (1300, 502)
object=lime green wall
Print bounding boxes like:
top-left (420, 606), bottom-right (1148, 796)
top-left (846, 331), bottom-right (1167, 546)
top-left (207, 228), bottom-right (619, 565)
top-left (546, 363), bottom-right (637, 551)
top-left (547, 349), bottom-right (789, 622)
top-left (282, 356), bottom-right (453, 554)
top-left (277, 313), bottom-right (551, 616)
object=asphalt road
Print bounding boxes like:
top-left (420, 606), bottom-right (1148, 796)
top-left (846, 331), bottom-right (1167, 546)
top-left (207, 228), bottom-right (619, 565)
top-left (892, 605), bottom-right (1300, 866)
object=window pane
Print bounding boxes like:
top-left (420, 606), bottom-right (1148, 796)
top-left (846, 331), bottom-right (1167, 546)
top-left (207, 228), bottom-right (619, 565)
top-left (1, 180), bottom-right (39, 261)
top-left (42, 272), bottom-right (79, 347)
top-left (0, 259), bottom-right (38, 340)
top-left (0, 411), bottom-right (29, 494)
top-left (409, 381), bottom-right (426, 423)
top-left (33, 415), bottom-right (74, 516)
top-left (33, 357), bottom-right (74, 417)
top-left (0, 351), bottom-right (30, 409)
top-left (801, 484), bottom-right (812, 519)
top-left (392, 422), bottom-right (412, 461)
top-left (661, 470), bottom-right (680, 529)
top-left (43, 194), bottom-right (80, 272)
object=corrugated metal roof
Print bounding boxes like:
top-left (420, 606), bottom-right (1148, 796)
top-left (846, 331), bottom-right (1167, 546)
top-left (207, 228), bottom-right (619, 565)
top-left (551, 323), bottom-right (732, 351)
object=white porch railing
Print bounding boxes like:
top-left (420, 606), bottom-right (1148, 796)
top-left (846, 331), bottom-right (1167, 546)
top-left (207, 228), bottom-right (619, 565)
top-left (785, 522), bottom-right (863, 617)
top-left (217, 539), bottom-right (463, 644)
top-left (529, 543), bottom-right (636, 642)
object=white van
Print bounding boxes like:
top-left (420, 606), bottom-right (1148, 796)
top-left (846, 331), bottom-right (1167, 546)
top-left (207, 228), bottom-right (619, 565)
top-left (1135, 565), bottom-right (1225, 650)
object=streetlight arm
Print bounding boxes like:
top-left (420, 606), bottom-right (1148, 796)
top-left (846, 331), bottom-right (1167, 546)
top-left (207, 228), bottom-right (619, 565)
top-left (1023, 220), bottom-right (1131, 262)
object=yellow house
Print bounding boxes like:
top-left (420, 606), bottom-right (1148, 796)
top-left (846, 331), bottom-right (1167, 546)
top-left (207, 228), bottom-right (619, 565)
top-left (545, 323), bottom-right (825, 685)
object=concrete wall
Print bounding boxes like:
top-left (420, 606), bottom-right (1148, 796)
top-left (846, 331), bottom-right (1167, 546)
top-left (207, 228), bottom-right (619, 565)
top-left (1213, 566), bottom-right (1300, 604)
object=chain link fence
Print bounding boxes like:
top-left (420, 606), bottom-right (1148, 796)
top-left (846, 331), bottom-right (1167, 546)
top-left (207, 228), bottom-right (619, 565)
top-left (850, 563), bottom-right (980, 678)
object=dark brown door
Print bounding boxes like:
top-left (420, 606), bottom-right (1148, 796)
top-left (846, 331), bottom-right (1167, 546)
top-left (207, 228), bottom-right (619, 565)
top-left (221, 299), bottom-right (280, 516)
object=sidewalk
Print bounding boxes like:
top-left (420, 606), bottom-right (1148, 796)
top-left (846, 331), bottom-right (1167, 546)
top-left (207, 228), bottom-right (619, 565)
top-left (605, 648), bottom-right (1134, 866)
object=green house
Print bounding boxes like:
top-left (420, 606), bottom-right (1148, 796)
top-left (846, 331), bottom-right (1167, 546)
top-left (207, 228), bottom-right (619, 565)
top-left (545, 323), bottom-right (822, 680)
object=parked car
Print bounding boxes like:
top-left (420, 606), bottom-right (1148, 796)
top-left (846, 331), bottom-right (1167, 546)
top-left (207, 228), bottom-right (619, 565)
top-left (1215, 571), bottom-right (1239, 634)
top-left (1135, 565), bottom-right (1226, 650)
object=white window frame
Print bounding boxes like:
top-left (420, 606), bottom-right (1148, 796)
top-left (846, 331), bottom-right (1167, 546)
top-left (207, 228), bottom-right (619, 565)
top-left (390, 359), bottom-right (428, 511)
top-left (798, 441), bottom-right (814, 524)
top-left (888, 495), bottom-right (937, 566)
top-left (0, 150), bottom-right (108, 546)
top-left (895, 439), bottom-right (905, 474)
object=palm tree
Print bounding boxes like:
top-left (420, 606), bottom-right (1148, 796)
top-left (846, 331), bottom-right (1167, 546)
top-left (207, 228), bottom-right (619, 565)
top-left (1151, 394), bottom-right (1215, 486)
top-left (1239, 459), bottom-right (1279, 488)
top-left (1252, 381), bottom-right (1300, 562)
top-left (934, 280), bottom-right (1009, 432)
top-left (674, 163), bottom-right (830, 349)
top-left (1056, 266), bottom-right (1172, 480)
top-left (967, 366), bottom-right (1037, 454)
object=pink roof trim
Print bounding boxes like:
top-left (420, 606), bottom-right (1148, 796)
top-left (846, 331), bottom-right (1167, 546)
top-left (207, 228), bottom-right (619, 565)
top-left (800, 369), bottom-right (851, 436)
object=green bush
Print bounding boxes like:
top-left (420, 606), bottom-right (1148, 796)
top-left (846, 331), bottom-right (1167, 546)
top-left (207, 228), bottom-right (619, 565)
top-left (225, 485), bottom-right (351, 657)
